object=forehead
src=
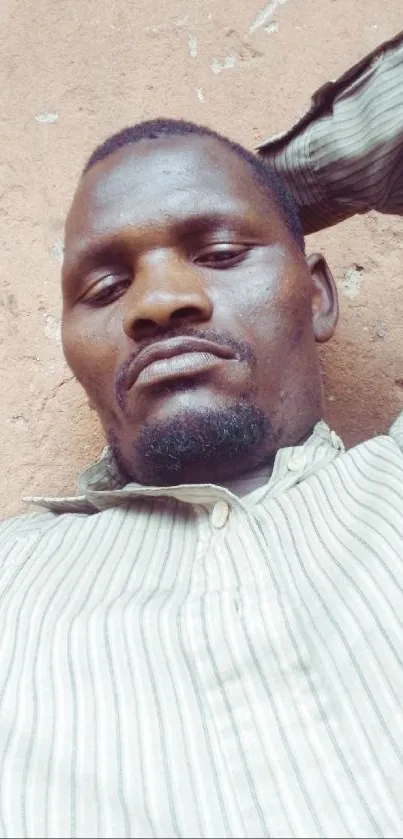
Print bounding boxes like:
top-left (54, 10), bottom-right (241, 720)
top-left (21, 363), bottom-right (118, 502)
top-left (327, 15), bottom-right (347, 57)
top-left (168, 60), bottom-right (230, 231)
top-left (64, 135), bottom-right (279, 267)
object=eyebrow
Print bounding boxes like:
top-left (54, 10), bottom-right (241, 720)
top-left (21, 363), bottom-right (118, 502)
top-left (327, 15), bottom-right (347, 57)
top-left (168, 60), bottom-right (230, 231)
top-left (63, 239), bottom-right (131, 284)
top-left (63, 209), bottom-right (266, 281)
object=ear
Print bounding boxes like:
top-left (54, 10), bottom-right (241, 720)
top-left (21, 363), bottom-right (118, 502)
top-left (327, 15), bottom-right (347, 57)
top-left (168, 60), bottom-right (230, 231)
top-left (306, 252), bottom-right (339, 343)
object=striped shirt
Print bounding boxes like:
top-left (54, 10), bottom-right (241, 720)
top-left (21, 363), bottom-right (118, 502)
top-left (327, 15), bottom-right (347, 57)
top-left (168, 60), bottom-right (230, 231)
top-left (1, 413), bottom-right (403, 838)
top-left (258, 31), bottom-right (403, 233)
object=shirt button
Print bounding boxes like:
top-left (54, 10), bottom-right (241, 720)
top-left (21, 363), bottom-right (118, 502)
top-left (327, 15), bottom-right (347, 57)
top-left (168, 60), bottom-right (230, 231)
top-left (288, 453), bottom-right (306, 471)
top-left (211, 500), bottom-right (230, 528)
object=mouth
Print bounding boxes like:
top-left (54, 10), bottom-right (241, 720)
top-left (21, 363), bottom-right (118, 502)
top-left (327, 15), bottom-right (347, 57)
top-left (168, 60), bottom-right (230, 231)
top-left (124, 337), bottom-right (236, 391)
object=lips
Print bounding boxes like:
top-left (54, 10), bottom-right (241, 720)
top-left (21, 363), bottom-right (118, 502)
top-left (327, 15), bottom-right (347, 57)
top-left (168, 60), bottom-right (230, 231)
top-left (124, 336), bottom-right (235, 391)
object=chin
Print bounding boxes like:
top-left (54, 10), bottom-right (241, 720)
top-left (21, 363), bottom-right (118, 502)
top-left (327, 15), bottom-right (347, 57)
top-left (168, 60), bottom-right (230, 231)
top-left (110, 400), bottom-right (279, 486)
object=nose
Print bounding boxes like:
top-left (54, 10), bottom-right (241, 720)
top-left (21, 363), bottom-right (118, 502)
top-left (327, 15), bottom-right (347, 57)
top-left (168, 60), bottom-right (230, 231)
top-left (123, 249), bottom-right (213, 340)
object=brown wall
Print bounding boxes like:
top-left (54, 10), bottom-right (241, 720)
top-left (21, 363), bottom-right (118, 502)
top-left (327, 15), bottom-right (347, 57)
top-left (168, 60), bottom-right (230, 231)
top-left (1, 0), bottom-right (402, 516)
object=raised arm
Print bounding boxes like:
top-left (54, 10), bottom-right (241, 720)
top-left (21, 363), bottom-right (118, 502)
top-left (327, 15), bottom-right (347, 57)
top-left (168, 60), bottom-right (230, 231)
top-left (258, 31), bottom-right (403, 234)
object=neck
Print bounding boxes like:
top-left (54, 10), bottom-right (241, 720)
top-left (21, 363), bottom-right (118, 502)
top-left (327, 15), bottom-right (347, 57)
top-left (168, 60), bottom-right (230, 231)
top-left (223, 461), bottom-right (274, 496)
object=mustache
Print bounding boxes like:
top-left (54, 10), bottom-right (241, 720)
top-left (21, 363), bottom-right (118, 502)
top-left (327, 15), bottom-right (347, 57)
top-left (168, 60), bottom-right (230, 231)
top-left (114, 327), bottom-right (256, 406)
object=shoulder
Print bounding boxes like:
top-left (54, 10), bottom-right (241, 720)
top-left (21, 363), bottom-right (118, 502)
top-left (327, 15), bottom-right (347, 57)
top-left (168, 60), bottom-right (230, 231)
top-left (0, 510), bottom-right (60, 559)
top-left (0, 509), bottom-right (83, 579)
top-left (0, 510), bottom-right (58, 540)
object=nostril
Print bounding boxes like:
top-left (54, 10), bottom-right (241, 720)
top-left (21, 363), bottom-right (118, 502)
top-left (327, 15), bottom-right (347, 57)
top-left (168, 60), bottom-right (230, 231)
top-left (133, 307), bottom-right (202, 337)
top-left (132, 318), bottom-right (158, 338)
top-left (169, 306), bottom-right (204, 324)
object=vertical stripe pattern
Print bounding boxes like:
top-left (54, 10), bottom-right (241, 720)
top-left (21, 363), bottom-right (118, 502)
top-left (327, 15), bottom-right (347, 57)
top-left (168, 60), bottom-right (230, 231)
top-left (0, 418), bottom-right (403, 837)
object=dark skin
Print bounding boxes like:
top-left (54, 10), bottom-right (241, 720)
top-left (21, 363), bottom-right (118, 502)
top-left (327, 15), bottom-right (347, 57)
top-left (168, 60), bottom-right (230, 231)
top-left (62, 135), bottom-right (338, 485)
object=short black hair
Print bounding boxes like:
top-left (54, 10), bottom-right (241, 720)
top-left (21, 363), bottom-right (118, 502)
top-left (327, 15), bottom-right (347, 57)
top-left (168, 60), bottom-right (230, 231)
top-left (83, 118), bottom-right (304, 251)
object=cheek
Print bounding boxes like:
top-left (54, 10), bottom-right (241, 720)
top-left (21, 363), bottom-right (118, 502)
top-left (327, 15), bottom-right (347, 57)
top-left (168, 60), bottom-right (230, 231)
top-left (227, 267), bottom-right (316, 414)
top-left (232, 264), bottom-right (311, 353)
top-left (61, 310), bottom-right (121, 395)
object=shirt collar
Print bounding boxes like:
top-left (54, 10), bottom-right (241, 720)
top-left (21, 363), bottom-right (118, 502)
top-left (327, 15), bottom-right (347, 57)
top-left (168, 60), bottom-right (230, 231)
top-left (25, 420), bottom-right (344, 514)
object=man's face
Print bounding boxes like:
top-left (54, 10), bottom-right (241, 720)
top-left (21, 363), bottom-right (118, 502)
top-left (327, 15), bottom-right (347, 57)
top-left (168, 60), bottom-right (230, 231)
top-left (62, 135), bottom-right (337, 485)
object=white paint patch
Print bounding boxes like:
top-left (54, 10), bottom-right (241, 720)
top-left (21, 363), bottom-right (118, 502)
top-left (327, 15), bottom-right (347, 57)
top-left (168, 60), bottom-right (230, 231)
top-left (341, 264), bottom-right (364, 299)
top-left (211, 55), bottom-right (236, 74)
top-left (188, 32), bottom-right (198, 57)
top-left (174, 15), bottom-right (189, 27)
top-left (44, 314), bottom-right (62, 345)
top-left (374, 321), bottom-right (387, 339)
top-left (35, 112), bottom-right (59, 124)
top-left (50, 239), bottom-right (64, 264)
top-left (264, 21), bottom-right (279, 33)
top-left (10, 414), bottom-right (28, 429)
top-left (196, 87), bottom-right (205, 102)
top-left (249, 0), bottom-right (287, 35)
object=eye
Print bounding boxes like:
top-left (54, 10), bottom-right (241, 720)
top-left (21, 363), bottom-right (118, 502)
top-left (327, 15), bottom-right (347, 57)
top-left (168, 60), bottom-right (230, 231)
top-left (81, 272), bottom-right (131, 306)
top-left (193, 244), bottom-right (251, 269)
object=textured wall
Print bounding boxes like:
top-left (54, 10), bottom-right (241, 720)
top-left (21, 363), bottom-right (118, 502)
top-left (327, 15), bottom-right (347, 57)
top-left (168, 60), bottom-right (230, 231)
top-left (1, 0), bottom-right (402, 516)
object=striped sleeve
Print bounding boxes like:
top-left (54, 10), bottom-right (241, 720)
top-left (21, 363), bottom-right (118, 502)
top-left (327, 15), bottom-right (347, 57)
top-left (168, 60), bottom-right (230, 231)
top-left (257, 31), bottom-right (403, 234)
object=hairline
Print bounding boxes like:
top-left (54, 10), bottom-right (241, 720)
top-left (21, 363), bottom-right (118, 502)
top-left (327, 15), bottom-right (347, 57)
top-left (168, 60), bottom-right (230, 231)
top-left (82, 133), bottom-right (279, 213)
top-left (81, 121), bottom-right (304, 251)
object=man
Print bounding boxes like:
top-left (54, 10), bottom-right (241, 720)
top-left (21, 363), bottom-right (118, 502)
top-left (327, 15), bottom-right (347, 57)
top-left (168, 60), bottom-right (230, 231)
top-left (1, 42), bottom-right (403, 839)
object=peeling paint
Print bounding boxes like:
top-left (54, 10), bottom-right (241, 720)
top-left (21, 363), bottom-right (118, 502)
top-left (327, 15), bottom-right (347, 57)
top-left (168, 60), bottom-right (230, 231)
top-left (188, 32), bottom-right (198, 57)
top-left (35, 112), bottom-right (59, 124)
top-left (341, 264), bottom-right (364, 300)
top-left (10, 414), bottom-right (28, 429)
top-left (248, 0), bottom-right (288, 35)
top-left (264, 21), bottom-right (279, 33)
top-left (374, 321), bottom-right (387, 339)
top-left (211, 55), bottom-right (236, 74)
top-left (43, 314), bottom-right (62, 345)
top-left (174, 15), bottom-right (189, 27)
top-left (50, 239), bottom-right (64, 264)
top-left (196, 87), bottom-right (205, 102)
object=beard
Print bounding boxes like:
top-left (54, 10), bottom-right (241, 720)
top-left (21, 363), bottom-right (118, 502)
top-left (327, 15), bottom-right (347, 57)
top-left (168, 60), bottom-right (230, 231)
top-left (110, 327), bottom-right (279, 486)
top-left (109, 399), bottom-right (278, 486)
